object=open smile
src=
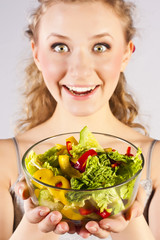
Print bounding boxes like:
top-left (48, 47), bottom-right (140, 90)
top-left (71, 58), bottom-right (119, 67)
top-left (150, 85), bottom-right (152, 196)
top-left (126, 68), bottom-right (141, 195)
top-left (63, 85), bottom-right (99, 96)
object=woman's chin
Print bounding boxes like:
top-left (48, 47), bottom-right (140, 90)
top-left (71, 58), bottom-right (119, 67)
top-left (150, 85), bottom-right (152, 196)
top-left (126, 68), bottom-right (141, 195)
top-left (63, 104), bottom-right (100, 117)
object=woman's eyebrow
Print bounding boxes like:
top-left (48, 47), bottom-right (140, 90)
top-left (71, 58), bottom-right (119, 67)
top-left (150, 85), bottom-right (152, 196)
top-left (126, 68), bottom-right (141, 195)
top-left (46, 32), bottom-right (113, 40)
top-left (90, 32), bottom-right (113, 40)
top-left (47, 33), bottom-right (70, 40)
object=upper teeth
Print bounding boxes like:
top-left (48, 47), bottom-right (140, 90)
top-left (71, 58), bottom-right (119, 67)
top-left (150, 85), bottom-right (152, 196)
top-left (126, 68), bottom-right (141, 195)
top-left (67, 86), bottom-right (96, 92)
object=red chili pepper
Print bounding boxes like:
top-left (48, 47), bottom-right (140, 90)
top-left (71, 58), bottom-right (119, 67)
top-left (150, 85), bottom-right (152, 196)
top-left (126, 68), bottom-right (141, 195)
top-left (55, 182), bottom-right (62, 188)
top-left (66, 141), bottom-right (73, 156)
top-left (73, 149), bottom-right (97, 173)
top-left (126, 146), bottom-right (134, 157)
top-left (111, 162), bottom-right (120, 168)
top-left (79, 208), bottom-right (94, 215)
top-left (96, 209), bottom-right (111, 218)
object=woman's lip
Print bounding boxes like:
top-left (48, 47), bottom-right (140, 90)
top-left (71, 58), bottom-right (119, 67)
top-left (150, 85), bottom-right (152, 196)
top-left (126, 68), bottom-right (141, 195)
top-left (63, 84), bottom-right (97, 87)
top-left (65, 85), bottom-right (97, 93)
top-left (62, 85), bottom-right (100, 100)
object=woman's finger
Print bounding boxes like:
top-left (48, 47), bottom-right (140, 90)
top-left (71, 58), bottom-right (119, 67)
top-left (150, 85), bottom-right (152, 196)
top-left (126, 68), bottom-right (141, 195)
top-left (15, 178), bottom-right (30, 199)
top-left (125, 185), bottom-right (146, 220)
top-left (99, 215), bottom-right (128, 233)
top-left (38, 212), bottom-right (67, 234)
top-left (85, 221), bottom-right (110, 239)
top-left (54, 221), bottom-right (70, 235)
top-left (24, 197), bottom-right (51, 223)
top-left (77, 224), bottom-right (91, 239)
top-left (135, 184), bottom-right (146, 215)
top-left (24, 198), bottom-right (70, 234)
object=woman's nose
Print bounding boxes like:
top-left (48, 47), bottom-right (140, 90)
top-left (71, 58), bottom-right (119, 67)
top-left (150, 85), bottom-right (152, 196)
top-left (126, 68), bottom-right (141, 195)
top-left (68, 48), bottom-right (93, 78)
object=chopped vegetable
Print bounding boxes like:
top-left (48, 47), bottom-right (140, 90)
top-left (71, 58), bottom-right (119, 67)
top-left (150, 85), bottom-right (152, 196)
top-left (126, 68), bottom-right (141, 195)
top-left (95, 209), bottom-right (112, 218)
top-left (25, 126), bottom-right (143, 221)
top-left (72, 149), bottom-right (97, 173)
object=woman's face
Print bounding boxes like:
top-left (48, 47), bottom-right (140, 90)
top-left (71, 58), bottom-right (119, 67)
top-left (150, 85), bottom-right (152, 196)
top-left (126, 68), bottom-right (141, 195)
top-left (33, 1), bottom-right (132, 116)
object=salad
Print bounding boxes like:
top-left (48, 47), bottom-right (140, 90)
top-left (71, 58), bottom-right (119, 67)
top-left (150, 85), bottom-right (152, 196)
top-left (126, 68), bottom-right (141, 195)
top-left (24, 126), bottom-right (143, 220)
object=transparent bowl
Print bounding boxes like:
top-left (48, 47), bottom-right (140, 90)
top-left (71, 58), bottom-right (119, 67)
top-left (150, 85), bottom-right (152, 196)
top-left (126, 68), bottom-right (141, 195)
top-left (22, 132), bottom-right (144, 225)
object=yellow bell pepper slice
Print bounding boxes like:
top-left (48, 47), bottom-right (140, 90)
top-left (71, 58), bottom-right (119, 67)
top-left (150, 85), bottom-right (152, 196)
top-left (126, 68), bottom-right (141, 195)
top-left (46, 175), bottom-right (70, 205)
top-left (71, 158), bottom-right (79, 164)
top-left (32, 169), bottom-right (70, 205)
top-left (34, 188), bottom-right (40, 198)
top-left (56, 144), bottom-right (67, 155)
top-left (46, 175), bottom-right (70, 188)
top-left (58, 155), bottom-right (81, 178)
top-left (104, 148), bottom-right (113, 152)
top-left (33, 169), bottom-right (54, 189)
top-left (61, 207), bottom-right (83, 220)
top-left (66, 136), bottom-right (78, 145)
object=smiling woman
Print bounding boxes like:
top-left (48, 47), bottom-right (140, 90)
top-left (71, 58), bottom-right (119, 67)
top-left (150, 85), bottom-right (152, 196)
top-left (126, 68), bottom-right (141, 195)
top-left (17, 0), bottom-right (139, 129)
top-left (0, 1), bottom-right (160, 240)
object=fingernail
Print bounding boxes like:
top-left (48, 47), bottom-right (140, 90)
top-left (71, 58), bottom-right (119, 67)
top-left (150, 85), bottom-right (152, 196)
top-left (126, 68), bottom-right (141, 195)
top-left (57, 225), bottom-right (63, 231)
top-left (89, 227), bottom-right (98, 232)
top-left (39, 209), bottom-right (49, 217)
top-left (50, 213), bottom-right (57, 222)
top-left (57, 224), bottom-right (66, 232)
top-left (100, 223), bottom-right (110, 231)
top-left (18, 187), bottom-right (23, 197)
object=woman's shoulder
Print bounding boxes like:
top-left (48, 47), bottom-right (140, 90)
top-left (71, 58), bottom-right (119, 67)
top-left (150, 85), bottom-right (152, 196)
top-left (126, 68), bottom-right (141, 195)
top-left (149, 138), bottom-right (160, 188)
top-left (130, 129), bottom-right (160, 164)
top-left (0, 138), bottom-right (18, 187)
top-left (118, 124), bottom-right (157, 149)
top-left (0, 125), bottom-right (44, 188)
top-left (0, 124), bottom-right (48, 187)
top-left (16, 121), bottom-right (53, 142)
top-left (134, 131), bottom-right (160, 187)
top-left (119, 125), bottom-right (160, 182)
top-left (0, 138), bottom-right (17, 163)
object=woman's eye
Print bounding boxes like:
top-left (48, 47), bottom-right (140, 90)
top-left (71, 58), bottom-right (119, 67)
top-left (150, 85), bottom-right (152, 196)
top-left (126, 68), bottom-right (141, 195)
top-left (51, 43), bottom-right (69, 53)
top-left (93, 43), bottom-right (111, 53)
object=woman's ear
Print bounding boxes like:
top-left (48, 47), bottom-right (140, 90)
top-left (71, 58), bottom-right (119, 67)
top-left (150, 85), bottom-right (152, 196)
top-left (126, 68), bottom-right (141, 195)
top-left (120, 41), bottom-right (135, 72)
top-left (31, 40), bottom-right (42, 71)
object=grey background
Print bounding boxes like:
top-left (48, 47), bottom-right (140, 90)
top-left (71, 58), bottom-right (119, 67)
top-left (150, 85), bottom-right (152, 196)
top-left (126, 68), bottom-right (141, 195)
top-left (0, 0), bottom-right (160, 139)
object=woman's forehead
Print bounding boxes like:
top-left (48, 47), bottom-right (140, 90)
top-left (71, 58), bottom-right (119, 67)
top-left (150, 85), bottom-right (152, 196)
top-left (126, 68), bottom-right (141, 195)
top-left (38, 1), bottom-right (124, 40)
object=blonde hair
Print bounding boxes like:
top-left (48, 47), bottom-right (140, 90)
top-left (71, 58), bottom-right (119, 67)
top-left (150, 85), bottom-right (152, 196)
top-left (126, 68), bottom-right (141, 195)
top-left (16, 0), bottom-right (147, 134)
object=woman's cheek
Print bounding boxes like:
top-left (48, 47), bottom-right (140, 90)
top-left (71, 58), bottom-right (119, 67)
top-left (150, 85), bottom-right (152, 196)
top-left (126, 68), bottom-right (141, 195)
top-left (98, 55), bottom-right (123, 98)
top-left (41, 59), bottom-right (65, 85)
top-left (38, 58), bottom-right (62, 101)
top-left (109, 52), bottom-right (124, 76)
top-left (97, 49), bottom-right (123, 77)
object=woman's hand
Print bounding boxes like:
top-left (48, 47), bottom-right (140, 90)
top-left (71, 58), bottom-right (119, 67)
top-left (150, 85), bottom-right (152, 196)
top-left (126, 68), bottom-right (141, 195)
top-left (24, 198), bottom-right (77, 235)
top-left (78, 185), bottom-right (146, 239)
top-left (15, 179), bottom-right (146, 239)
top-left (15, 177), bottom-right (76, 235)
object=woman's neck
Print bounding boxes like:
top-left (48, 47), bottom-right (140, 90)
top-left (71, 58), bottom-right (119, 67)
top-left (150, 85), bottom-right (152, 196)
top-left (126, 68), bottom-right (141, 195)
top-left (46, 102), bottom-right (123, 135)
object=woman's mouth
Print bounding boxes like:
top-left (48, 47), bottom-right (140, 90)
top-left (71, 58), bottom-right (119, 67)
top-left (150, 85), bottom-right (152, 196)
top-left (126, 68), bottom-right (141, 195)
top-left (63, 85), bottom-right (99, 96)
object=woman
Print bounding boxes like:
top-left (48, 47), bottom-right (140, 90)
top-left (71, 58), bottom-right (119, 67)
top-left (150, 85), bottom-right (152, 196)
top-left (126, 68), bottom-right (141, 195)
top-left (0, 0), bottom-right (159, 239)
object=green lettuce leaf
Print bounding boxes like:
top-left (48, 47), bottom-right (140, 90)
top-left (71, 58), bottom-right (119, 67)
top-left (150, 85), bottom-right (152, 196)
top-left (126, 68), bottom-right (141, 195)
top-left (70, 153), bottom-right (117, 190)
top-left (67, 147), bottom-right (142, 213)
top-left (42, 162), bottom-right (62, 176)
top-left (37, 146), bottom-right (59, 167)
top-left (70, 144), bottom-right (87, 159)
top-left (25, 150), bottom-right (42, 175)
top-left (79, 126), bottom-right (104, 151)
top-left (25, 146), bottom-right (60, 175)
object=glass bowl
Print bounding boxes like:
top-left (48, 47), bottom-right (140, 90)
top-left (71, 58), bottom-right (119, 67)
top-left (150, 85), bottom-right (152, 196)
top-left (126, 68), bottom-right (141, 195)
top-left (22, 132), bottom-right (144, 225)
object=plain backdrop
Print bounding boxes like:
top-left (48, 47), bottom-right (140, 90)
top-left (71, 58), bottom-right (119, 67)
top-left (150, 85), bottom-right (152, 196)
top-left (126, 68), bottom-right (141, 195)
top-left (0, 0), bottom-right (160, 139)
